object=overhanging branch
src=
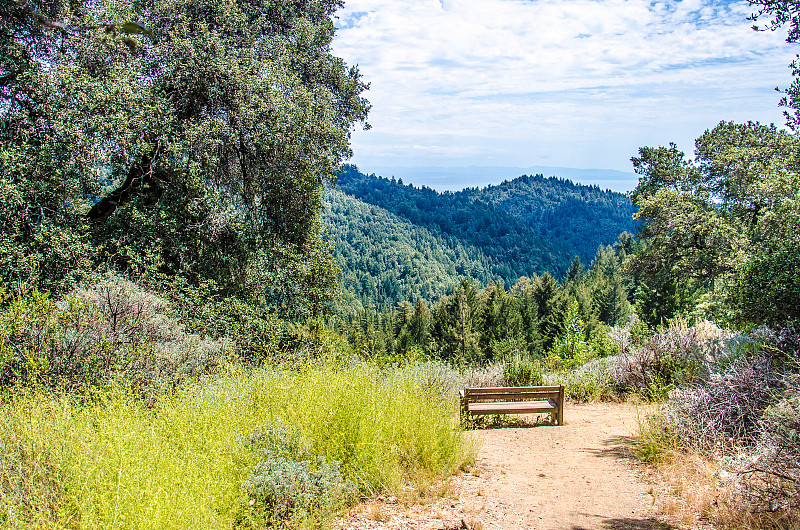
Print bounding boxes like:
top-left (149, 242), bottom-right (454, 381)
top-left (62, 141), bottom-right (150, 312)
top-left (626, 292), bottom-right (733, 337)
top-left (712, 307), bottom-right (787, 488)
top-left (87, 149), bottom-right (161, 222)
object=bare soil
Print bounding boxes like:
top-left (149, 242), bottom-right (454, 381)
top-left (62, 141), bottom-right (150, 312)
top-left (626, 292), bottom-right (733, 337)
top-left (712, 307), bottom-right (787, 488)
top-left (336, 402), bottom-right (688, 530)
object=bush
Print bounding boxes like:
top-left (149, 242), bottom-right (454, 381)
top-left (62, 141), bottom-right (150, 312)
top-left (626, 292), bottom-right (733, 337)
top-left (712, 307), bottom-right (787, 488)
top-left (664, 350), bottom-right (784, 453)
top-left (731, 239), bottom-right (800, 327)
top-left (589, 327), bottom-right (619, 358)
top-left (632, 324), bottom-right (800, 525)
top-left (542, 357), bottom-right (616, 401)
top-left (712, 373), bottom-right (800, 520)
top-left (0, 275), bottom-right (227, 394)
top-left (503, 355), bottom-right (543, 386)
top-left (551, 301), bottom-right (593, 369)
top-left (237, 422), bottom-right (355, 527)
top-left (612, 323), bottom-right (718, 400)
top-left (240, 456), bottom-right (352, 527)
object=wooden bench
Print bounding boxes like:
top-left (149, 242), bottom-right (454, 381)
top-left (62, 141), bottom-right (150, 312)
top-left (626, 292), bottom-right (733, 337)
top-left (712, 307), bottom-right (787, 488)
top-left (459, 385), bottom-right (565, 425)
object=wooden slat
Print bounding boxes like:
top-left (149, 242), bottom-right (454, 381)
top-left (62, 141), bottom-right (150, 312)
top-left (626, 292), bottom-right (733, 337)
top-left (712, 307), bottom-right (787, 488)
top-left (465, 386), bottom-right (563, 393)
top-left (467, 399), bottom-right (557, 415)
top-left (466, 392), bottom-right (559, 401)
top-left (466, 390), bottom-right (560, 397)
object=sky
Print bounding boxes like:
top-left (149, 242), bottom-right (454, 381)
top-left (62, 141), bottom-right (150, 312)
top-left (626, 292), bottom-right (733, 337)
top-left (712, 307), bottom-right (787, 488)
top-left (331, 0), bottom-right (797, 191)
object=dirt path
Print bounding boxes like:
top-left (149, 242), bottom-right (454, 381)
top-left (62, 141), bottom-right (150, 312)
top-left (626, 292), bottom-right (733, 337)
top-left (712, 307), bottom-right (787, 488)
top-left (337, 403), bottom-right (682, 530)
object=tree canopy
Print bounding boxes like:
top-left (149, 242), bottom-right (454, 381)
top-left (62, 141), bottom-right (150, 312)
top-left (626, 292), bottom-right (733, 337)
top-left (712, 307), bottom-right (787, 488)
top-left (627, 121), bottom-right (800, 326)
top-left (1, 0), bottom-right (370, 318)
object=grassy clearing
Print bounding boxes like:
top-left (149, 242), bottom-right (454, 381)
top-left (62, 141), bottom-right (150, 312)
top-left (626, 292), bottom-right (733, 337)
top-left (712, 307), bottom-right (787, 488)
top-left (0, 362), bottom-right (474, 529)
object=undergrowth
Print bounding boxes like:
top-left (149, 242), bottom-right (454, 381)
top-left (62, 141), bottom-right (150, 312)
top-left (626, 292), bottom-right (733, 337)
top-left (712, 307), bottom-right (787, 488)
top-left (631, 324), bottom-right (800, 529)
top-left (0, 362), bottom-right (474, 529)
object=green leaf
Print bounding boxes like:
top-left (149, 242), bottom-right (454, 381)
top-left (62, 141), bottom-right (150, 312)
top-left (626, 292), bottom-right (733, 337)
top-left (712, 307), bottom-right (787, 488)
top-left (119, 22), bottom-right (154, 38)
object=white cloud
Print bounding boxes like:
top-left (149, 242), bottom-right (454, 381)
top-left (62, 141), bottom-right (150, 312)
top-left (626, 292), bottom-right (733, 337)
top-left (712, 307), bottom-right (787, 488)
top-left (333, 0), bottom-right (796, 173)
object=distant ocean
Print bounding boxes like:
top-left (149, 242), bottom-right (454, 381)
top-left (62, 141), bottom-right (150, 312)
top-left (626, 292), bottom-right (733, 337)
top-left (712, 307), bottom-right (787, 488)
top-left (358, 165), bottom-right (639, 194)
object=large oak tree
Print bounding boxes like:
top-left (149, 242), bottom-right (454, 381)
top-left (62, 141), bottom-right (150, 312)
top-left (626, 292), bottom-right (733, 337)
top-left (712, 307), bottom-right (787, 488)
top-left (1, 0), bottom-right (370, 318)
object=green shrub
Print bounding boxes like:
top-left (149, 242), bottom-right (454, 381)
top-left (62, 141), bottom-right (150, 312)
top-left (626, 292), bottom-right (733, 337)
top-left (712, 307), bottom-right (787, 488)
top-left (589, 327), bottom-right (619, 358)
top-left (240, 456), bottom-right (353, 527)
top-left (542, 357), bottom-right (616, 401)
top-left (503, 355), bottom-right (543, 386)
top-left (730, 238), bottom-right (800, 327)
top-left (236, 422), bottom-right (355, 527)
top-left (632, 408), bottom-right (679, 464)
top-left (0, 275), bottom-right (227, 394)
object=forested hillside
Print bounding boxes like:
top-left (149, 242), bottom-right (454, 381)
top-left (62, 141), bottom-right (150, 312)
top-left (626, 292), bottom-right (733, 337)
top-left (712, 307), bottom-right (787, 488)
top-left (463, 174), bottom-right (638, 264)
top-left (328, 165), bottom-right (637, 311)
top-left (335, 165), bottom-right (571, 276)
top-left (324, 188), bottom-right (503, 313)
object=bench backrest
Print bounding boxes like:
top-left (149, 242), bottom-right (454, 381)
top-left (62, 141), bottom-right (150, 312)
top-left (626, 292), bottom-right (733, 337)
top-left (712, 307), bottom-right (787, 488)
top-left (463, 385), bottom-right (563, 403)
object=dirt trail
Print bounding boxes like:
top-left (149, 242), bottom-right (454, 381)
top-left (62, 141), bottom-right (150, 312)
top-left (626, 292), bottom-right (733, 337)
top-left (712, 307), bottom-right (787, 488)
top-left (337, 403), bottom-right (681, 530)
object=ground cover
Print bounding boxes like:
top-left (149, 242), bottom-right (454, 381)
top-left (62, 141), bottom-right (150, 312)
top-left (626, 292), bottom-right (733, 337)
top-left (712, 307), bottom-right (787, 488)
top-left (0, 363), bottom-right (474, 529)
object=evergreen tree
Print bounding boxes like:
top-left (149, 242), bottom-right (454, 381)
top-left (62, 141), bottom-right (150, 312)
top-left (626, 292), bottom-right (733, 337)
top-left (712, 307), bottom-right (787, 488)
top-left (432, 279), bottom-right (481, 364)
top-left (552, 301), bottom-right (592, 368)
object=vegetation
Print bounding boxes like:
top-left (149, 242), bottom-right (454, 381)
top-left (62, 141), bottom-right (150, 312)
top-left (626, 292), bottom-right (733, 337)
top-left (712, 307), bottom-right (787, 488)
top-left (334, 233), bottom-right (635, 365)
top-left (460, 173), bottom-right (638, 265)
top-left (628, 121), bottom-right (800, 327)
top-left (334, 165), bottom-right (572, 283)
top-left (611, 4), bottom-right (800, 526)
top-left (0, 361), bottom-right (472, 529)
top-left (1, 0), bottom-right (368, 319)
top-left (323, 187), bottom-right (501, 314)
top-left (3, 0), bottom-right (800, 528)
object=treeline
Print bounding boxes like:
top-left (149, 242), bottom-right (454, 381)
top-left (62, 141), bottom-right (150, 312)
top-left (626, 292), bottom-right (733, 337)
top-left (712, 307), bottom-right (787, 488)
top-left (334, 234), bottom-right (641, 364)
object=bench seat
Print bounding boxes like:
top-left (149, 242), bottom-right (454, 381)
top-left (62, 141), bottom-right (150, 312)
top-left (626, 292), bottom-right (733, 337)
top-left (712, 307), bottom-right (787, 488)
top-left (460, 385), bottom-right (565, 425)
top-left (465, 399), bottom-right (558, 415)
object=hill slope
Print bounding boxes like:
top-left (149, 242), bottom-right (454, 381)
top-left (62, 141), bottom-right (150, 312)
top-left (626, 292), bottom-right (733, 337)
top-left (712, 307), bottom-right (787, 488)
top-left (461, 174), bottom-right (638, 264)
top-left (325, 166), bottom-right (637, 311)
top-left (324, 188), bottom-right (506, 312)
top-left (335, 166), bottom-right (571, 276)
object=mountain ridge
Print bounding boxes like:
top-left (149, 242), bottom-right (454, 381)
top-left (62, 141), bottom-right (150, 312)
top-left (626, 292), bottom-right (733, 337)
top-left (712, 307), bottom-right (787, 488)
top-left (324, 165), bottom-right (637, 312)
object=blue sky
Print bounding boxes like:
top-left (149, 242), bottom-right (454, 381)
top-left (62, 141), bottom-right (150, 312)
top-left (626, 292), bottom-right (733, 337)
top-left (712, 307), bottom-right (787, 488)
top-left (331, 0), bottom-right (797, 190)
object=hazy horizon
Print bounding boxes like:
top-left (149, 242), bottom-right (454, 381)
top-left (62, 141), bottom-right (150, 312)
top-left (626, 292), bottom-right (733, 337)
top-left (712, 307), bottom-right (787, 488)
top-left (353, 164), bottom-right (639, 193)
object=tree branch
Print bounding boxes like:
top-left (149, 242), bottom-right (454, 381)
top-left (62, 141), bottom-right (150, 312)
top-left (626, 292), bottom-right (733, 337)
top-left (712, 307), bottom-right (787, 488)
top-left (15, 0), bottom-right (155, 44)
top-left (87, 148), bottom-right (161, 222)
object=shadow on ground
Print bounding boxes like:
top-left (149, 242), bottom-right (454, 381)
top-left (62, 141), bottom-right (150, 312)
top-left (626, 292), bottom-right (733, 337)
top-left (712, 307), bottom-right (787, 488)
top-left (583, 435), bottom-right (639, 461)
top-left (462, 413), bottom-right (554, 430)
top-left (572, 515), bottom-right (676, 529)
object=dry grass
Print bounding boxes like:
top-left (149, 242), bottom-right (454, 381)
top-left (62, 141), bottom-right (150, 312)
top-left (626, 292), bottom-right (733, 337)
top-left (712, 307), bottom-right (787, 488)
top-left (650, 452), bottom-right (719, 525)
top-left (366, 502), bottom-right (391, 522)
top-left (648, 451), bottom-right (799, 530)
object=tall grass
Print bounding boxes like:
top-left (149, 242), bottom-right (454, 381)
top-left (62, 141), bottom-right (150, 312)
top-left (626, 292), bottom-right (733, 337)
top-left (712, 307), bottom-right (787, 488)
top-left (0, 362), bottom-right (473, 529)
